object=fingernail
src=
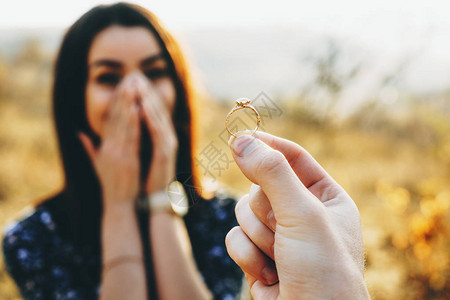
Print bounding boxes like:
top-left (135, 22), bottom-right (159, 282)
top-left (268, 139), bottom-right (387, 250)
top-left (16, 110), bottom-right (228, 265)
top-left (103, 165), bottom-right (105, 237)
top-left (267, 210), bottom-right (276, 231)
top-left (262, 266), bottom-right (278, 285)
top-left (227, 130), bottom-right (253, 148)
top-left (230, 134), bottom-right (258, 157)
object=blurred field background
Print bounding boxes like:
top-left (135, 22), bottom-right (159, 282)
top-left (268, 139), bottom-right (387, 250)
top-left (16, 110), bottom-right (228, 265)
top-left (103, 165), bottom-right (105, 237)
top-left (1, 17), bottom-right (450, 300)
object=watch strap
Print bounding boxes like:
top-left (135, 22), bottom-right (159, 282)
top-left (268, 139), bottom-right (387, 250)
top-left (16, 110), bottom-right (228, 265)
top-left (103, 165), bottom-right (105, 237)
top-left (136, 189), bottom-right (174, 214)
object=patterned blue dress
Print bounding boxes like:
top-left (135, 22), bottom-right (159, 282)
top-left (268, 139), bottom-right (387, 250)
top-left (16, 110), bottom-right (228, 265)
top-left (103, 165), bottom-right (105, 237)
top-left (2, 193), bottom-right (244, 300)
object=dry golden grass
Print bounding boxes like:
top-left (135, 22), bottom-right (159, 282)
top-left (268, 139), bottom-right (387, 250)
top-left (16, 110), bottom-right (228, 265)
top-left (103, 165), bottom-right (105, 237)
top-left (0, 48), bottom-right (449, 299)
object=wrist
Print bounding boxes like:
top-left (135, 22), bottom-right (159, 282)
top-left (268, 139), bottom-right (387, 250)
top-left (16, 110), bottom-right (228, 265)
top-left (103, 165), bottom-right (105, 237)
top-left (103, 202), bottom-right (136, 218)
top-left (102, 255), bottom-right (144, 275)
top-left (139, 181), bottom-right (189, 217)
top-left (145, 163), bottom-right (176, 194)
top-left (340, 265), bottom-right (370, 300)
top-left (322, 261), bottom-right (370, 300)
top-left (151, 210), bottom-right (179, 219)
top-left (102, 191), bottom-right (137, 207)
top-left (278, 250), bottom-right (369, 299)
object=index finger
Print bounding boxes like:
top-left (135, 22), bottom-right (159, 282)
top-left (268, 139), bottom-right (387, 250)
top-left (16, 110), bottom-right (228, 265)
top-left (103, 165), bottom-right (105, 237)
top-left (253, 131), bottom-right (329, 189)
top-left (228, 132), bottom-right (316, 222)
top-left (229, 131), bottom-right (335, 201)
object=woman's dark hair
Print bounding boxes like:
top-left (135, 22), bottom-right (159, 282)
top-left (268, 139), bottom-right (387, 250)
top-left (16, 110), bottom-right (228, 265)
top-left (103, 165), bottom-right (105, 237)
top-left (39, 3), bottom-right (203, 297)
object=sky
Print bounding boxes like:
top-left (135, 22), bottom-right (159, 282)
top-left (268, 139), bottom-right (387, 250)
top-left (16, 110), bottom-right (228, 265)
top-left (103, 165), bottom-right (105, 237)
top-left (1, 0), bottom-right (449, 103)
top-left (1, 0), bottom-right (449, 64)
top-left (1, 0), bottom-right (449, 32)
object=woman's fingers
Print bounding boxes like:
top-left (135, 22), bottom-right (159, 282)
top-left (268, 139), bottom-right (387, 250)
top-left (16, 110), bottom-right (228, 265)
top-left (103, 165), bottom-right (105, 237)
top-left (125, 102), bottom-right (141, 156)
top-left (140, 77), bottom-right (170, 121)
top-left (107, 75), bottom-right (135, 124)
top-left (235, 194), bottom-right (275, 260)
top-left (248, 184), bottom-right (276, 232)
top-left (131, 74), bottom-right (178, 194)
top-left (105, 76), bottom-right (140, 151)
top-left (135, 75), bottom-right (177, 155)
top-left (225, 226), bottom-right (278, 286)
top-left (136, 77), bottom-right (160, 132)
top-left (140, 92), bottom-right (160, 136)
top-left (138, 79), bottom-right (171, 135)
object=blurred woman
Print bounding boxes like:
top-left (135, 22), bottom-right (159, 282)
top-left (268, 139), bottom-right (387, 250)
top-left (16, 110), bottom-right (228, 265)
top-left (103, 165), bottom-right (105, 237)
top-left (2, 3), bottom-right (243, 299)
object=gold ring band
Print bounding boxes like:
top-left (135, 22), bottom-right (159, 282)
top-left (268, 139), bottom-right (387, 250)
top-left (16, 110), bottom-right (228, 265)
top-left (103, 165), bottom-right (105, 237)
top-left (225, 98), bottom-right (261, 138)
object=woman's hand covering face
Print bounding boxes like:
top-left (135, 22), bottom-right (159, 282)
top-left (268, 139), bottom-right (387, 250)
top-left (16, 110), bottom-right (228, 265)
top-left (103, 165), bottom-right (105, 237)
top-left (79, 74), bottom-right (142, 207)
top-left (80, 70), bottom-right (179, 208)
top-left (134, 74), bottom-right (178, 195)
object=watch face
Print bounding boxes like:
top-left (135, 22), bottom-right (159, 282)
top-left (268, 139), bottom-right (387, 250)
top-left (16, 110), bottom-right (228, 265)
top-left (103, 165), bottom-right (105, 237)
top-left (167, 181), bottom-right (189, 216)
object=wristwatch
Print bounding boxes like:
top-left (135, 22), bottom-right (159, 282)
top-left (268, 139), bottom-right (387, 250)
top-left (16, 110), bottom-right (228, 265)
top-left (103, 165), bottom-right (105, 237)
top-left (137, 181), bottom-right (189, 216)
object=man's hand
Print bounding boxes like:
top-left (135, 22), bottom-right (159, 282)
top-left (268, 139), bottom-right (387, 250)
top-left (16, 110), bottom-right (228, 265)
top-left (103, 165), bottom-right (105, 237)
top-left (225, 131), bottom-right (370, 299)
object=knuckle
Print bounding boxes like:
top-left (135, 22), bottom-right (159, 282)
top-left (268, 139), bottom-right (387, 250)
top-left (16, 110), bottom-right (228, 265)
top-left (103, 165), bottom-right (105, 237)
top-left (234, 200), bottom-right (241, 217)
top-left (234, 194), bottom-right (249, 221)
top-left (103, 145), bottom-right (118, 160)
top-left (248, 196), bottom-right (259, 215)
top-left (235, 205), bottom-right (242, 226)
top-left (225, 226), bottom-right (242, 249)
top-left (250, 191), bottom-right (269, 215)
top-left (234, 196), bottom-right (247, 222)
top-left (302, 201), bottom-right (328, 224)
top-left (255, 150), bottom-right (287, 178)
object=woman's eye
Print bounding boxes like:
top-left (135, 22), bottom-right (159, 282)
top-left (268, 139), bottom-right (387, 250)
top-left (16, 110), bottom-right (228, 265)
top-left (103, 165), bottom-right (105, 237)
top-left (145, 68), bottom-right (169, 80)
top-left (96, 73), bottom-right (121, 86)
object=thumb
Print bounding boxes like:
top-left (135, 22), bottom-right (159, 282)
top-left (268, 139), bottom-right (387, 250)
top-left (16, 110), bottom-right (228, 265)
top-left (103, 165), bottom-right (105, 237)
top-left (78, 132), bottom-right (97, 163)
top-left (228, 132), bottom-right (318, 221)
